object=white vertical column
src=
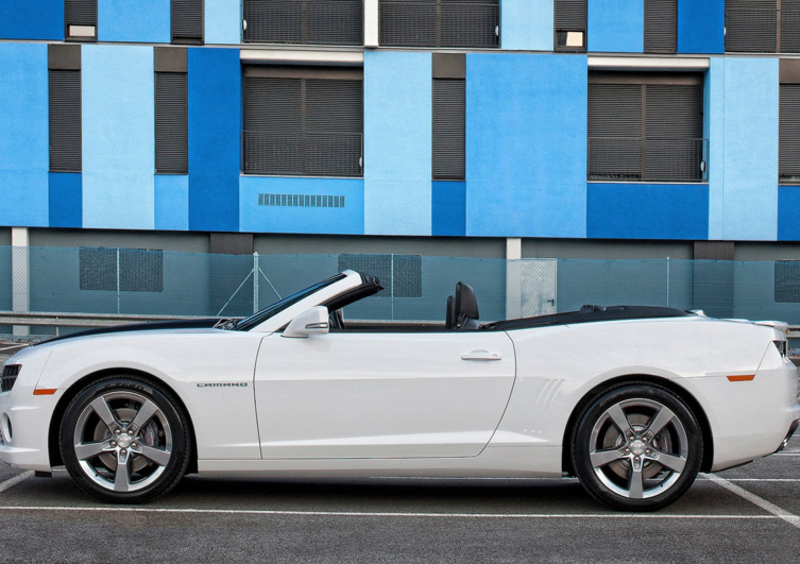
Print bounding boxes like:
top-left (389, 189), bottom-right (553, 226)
top-left (11, 227), bottom-right (30, 337)
top-left (505, 237), bottom-right (522, 319)
top-left (364, 0), bottom-right (380, 48)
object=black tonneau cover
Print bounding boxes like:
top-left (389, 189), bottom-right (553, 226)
top-left (486, 305), bottom-right (694, 331)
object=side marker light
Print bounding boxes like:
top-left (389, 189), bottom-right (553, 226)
top-left (726, 375), bottom-right (755, 382)
top-left (33, 389), bottom-right (58, 396)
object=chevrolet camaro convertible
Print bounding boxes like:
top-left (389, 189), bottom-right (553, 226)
top-left (1, 270), bottom-right (798, 511)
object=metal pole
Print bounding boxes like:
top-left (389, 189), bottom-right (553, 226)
top-left (116, 248), bottom-right (121, 314)
top-left (666, 256), bottom-right (670, 307)
top-left (253, 252), bottom-right (259, 314)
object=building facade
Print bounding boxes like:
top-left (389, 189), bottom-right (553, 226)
top-left (0, 0), bottom-right (798, 267)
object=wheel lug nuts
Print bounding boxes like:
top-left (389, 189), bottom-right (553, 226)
top-left (121, 449), bottom-right (127, 455)
top-left (646, 449), bottom-right (651, 455)
top-left (115, 429), bottom-right (121, 434)
top-left (110, 441), bottom-right (116, 447)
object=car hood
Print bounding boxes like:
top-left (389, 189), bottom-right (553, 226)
top-left (38, 318), bottom-right (223, 346)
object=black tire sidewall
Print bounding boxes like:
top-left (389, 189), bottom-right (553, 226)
top-left (572, 384), bottom-right (703, 512)
top-left (59, 376), bottom-right (191, 504)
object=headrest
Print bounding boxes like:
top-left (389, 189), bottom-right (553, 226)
top-left (455, 282), bottom-right (479, 321)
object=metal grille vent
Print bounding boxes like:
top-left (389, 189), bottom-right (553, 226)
top-left (775, 261), bottom-right (800, 302)
top-left (338, 254), bottom-right (423, 298)
top-left (66, 0), bottom-right (97, 26)
top-left (155, 72), bottom-right (189, 174)
top-left (258, 193), bottom-right (346, 208)
top-left (644, 0), bottom-right (677, 53)
top-left (780, 84), bottom-right (800, 182)
top-left (172, 0), bottom-right (203, 43)
top-left (49, 69), bottom-right (82, 172)
top-left (243, 0), bottom-right (363, 45)
top-left (1, 365), bottom-right (21, 393)
top-left (80, 248), bottom-right (164, 293)
top-left (433, 78), bottom-right (465, 180)
top-left (379, 0), bottom-right (499, 48)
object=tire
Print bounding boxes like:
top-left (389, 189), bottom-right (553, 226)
top-left (59, 376), bottom-right (191, 504)
top-left (571, 384), bottom-right (703, 512)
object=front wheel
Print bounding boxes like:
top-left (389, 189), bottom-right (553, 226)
top-left (571, 384), bottom-right (703, 511)
top-left (60, 376), bottom-right (191, 503)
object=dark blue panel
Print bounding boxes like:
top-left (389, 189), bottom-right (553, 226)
top-left (49, 172), bottom-right (82, 228)
top-left (778, 186), bottom-right (800, 241)
top-left (188, 48), bottom-right (241, 232)
top-left (432, 181), bottom-right (466, 237)
top-left (0, 0), bottom-right (64, 40)
top-left (677, 0), bottom-right (724, 54)
top-left (587, 184), bottom-right (709, 240)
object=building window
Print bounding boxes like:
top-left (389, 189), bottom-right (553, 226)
top-left (725, 0), bottom-right (800, 53)
top-left (644, 0), bottom-right (677, 53)
top-left (172, 0), bottom-right (204, 44)
top-left (242, 65), bottom-right (363, 177)
top-left (780, 62), bottom-right (800, 184)
top-left (243, 0), bottom-right (363, 45)
top-left (588, 72), bottom-right (706, 183)
top-left (432, 53), bottom-right (465, 180)
top-left (155, 48), bottom-right (189, 174)
top-left (80, 248), bottom-right (164, 293)
top-left (338, 254), bottom-right (422, 298)
top-left (555, 0), bottom-right (586, 51)
top-left (65, 0), bottom-right (97, 40)
top-left (49, 45), bottom-right (82, 173)
top-left (379, 0), bottom-right (499, 48)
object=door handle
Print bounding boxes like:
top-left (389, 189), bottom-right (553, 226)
top-left (461, 350), bottom-right (502, 361)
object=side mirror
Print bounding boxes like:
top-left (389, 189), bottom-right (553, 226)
top-left (282, 306), bottom-right (330, 339)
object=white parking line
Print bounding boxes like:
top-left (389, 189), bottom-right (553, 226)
top-left (704, 473), bottom-right (800, 529)
top-left (0, 505), bottom-right (785, 521)
top-left (0, 471), bottom-right (33, 494)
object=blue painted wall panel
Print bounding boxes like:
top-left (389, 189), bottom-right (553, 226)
top-left (98, 0), bottom-right (170, 43)
top-left (708, 58), bottom-right (779, 241)
top-left (432, 182), bottom-right (466, 236)
top-left (587, 184), bottom-right (709, 240)
top-left (0, 44), bottom-right (50, 227)
top-left (588, 0), bottom-right (643, 53)
top-left (188, 48), bottom-right (241, 232)
top-left (206, 0), bottom-right (241, 44)
top-left (155, 175), bottom-right (190, 231)
top-left (240, 177), bottom-right (365, 235)
top-left (502, 0), bottom-right (552, 51)
top-left (778, 186), bottom-right (800, 241)
top-left (0, 0), bottom-right (64, 40)
top-left (466, 54), bottom-right (587, 238)
top-left (82, 45), bottom-right (155, 230)
top-left (49, 173), bottom-right (83, 228)
top-left (677, 0), bottom-right (724, 54)
top-left (364, 52), bottom-right (432, 235)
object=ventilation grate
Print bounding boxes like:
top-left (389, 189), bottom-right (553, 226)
top-left (258, 193), bottom-right (345, 208)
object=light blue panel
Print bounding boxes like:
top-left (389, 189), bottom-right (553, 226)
top-left (714, 58), bottom-right (779, 241)
top-left (240, 177), bottom-right (365, 235)
top-left (0, 44), bottom-right (49, 227)
top-left (206, 0), bottom-right (241, 44)
top-left (588, 0), bottom-right (643, 53)
top-left (466, 54), bottom-right (587, 238)
top-left (501, 0), bottom-right (552, 51)
top-left (364, 52), bottom-right (432, 235)
top-left (155, 175), bottom-right (189, 230)
top-left (707, 57), bottom-right (724, 240)
top-left (83, 45), bottom-right (155, 230)
top-left (98, 0), bottom-right (170, 43)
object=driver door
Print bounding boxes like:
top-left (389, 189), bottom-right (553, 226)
top-left (254, 329), bottom-right (515, 459)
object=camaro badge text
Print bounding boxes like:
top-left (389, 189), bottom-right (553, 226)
top-left (196, 382), bottom-right (249, 388)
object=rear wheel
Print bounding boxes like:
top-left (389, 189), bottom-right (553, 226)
top-left (572, 384), bottom-right (702, 511)
top-left (60, 376), bottom-right (191, 503)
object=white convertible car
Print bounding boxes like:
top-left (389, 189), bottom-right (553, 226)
top-left (1, 270), bottom-right (798, 511)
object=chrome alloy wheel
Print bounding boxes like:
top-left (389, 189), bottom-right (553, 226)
top-left (72, 390), bottom-right (173, 493)
top-left (588, 398), bottom-right (688, 500)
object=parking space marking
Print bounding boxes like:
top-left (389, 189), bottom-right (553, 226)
top-left (0, 471), bottom-right (33, 494)
top-left (704, 473), bottom-right (800, 529)
top-left (0, 505), bottom-right (785, 521)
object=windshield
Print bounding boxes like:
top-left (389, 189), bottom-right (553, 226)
top-left (233, 273), bottom-right (347, 331)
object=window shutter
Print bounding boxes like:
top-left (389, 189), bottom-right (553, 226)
top-left (780, 84), bottom-right (800, 182)
top-left (433, 78), bottom-right (465, 180)
top-left (306, 0), bottom-right (363, 45)
top-left (782, 0), bottom-right (800, 53)
top-left (155, 72), bottom-right (188, 174)
top-left (172, 0), bottom-right (203, 43)
top-left (644, 0), bottom-right (676, 53)
top-left (644, 84), bottom-right (703, 181)
top-left (244, 77), bottom-right (304, 175)
top-left (440, 0), bottom-right (499, 48)
top-left (725, 0), bottom-right (777, 53)
top-left (588, 84), bottom-right (642, 180)
top-left (380, 0), bottom-right (498, 48)
top-left (243, 0), bottom-right (363, 45)
top-left (555, 0), bottom-right (587, 49)
top-left (49, 69), bottom-right (82, 173)
top-left (305, 79), bottom-right (363, 177)
top-left (65, 0), bottom-right (97, 38)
